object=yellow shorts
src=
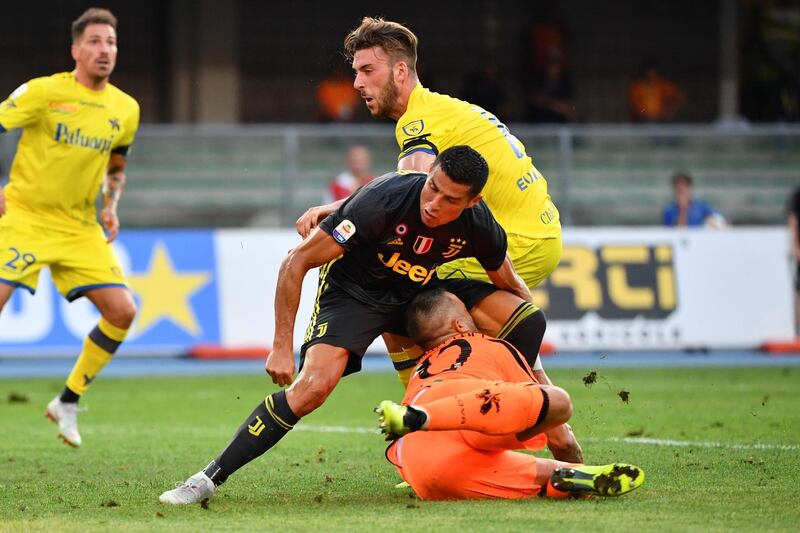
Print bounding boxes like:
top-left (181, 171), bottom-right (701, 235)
top-left (437, 233), bottom-right (562, 290)
top-left (0, 213), bottom-right (126, 301)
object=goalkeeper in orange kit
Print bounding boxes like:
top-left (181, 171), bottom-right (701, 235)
top-left (375, 288), bottom-right (644, 500)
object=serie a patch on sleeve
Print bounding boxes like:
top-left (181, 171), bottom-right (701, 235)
top-left (332, 219), bottom-right (357, 244)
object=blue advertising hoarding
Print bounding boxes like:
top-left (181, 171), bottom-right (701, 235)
top-left (0, 230), bottom-right (219, 356)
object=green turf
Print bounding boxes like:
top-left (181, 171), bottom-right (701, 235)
top-left (1, 367), bottom-right (798, 532)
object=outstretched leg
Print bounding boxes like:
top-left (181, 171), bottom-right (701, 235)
top-left (159, 344), bottom-right (349, 505)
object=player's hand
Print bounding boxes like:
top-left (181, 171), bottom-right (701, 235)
top-left (0, 187), bottom-right (5, 217)
top-left (546, 423), bottom-right (584, 463)
top-left (295, 205), bottom-right (327, 239)
top-left (265, 347), bottom-right (296, 387)
top-left (100, 207), bottom-right (120, 243)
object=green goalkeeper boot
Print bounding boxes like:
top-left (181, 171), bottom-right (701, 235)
top-left (374, 400), bottom-right (428, 440)
top-left (551, 463), bottom-right (645, 497)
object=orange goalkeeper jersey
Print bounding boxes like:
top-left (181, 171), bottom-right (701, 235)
top-left (404, 332), bottom-right (536, 403)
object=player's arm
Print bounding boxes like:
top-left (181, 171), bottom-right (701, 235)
top-left (486, 256), bottom-right (532, 303)
top-left (268, 229), bottom-right (344, 387)
top-left (532, 366), bottom-right (585, 463)
top-left (296, 146), bottom-right (436, 237)
top-left (100, 152), bottom-right (128, 243)
top-left (397, 150), bottom-right (436, 172)
top-left (296, 199), bottom-right (345, 239)
top-left (0, 80), bottom-right (46, 217)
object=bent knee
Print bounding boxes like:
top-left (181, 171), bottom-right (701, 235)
top-left (105, 301), bottom-right (137, 328)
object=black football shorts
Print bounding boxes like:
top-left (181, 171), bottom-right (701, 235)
top-left (300, 281), bottom-right (408, 376)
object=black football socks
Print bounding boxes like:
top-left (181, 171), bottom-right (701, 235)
top-left (59, 386), bottom-right (80, 403)
top-left (203, 390), bottom-right (300, 486)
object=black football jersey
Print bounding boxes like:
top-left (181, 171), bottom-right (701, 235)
top-left (318, 171), bottom-right (507, 309)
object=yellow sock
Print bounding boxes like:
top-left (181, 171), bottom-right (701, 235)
top-left (388, 345), bottom-right (424, 388)
top-left (65, 318), bottom-right (129, 396)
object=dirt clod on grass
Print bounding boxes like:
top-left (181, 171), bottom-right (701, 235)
top-left (315, 446), bottom-right (327, 463)
top-left (100, 500), bottom-right (119, 508)
top-left (618, 390), bottom-right (630, 403)
top-left (582, 371), bottom-right (597, 386)
top-left (7, 392), bottom-right (29, 403)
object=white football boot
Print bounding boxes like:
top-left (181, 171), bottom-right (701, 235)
top-left (159, 472), bottom-right (216, 505)
top-left (45, 396), bottom-right (85, 447)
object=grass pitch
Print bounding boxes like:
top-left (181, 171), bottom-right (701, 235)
top-left (1, 366), bottom-right (799, 532)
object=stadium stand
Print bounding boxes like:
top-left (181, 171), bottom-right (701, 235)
top-left (2, 124), bottom-right (797, 228)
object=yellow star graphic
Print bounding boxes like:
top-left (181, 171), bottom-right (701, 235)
top-left (127, 242), bottom-right (211, 336)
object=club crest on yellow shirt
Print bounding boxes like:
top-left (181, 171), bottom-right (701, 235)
top-left (402, 119), bottom-right (425, 136)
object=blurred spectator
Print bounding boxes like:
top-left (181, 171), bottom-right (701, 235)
top-left (525, 3), bottom-right (569, 73)
top-left (788, 186), bottom-right (800, 334)
top-left (316, 64), bottom-right (360, 122)
top-left (324, 145), bottom-right (374, 203)
top-left (663, 173), bottom-right (726, 228)
top-left (521, 3), bottom-right (572, 123)
top-left (740, 2), bottom-right (800, 122)
top-left (629, 61), bottom-right (686, 123)
top-left (524, 51), bottom-right (575, 123)
top-left (741, 48), bottom-right (800, 122)
top-left (460, 62), bottom-right (507, 117)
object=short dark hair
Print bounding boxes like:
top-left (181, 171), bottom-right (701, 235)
top-left (432, 145), bottom-right (489, 196)
top-left (72, 8), bottom-right (117, 43)
top-left (672, 172), bottom-right (693, 187)
top-left (343, 17), bottom-right (418, 72)
top-left (405, 287), bottom-right (449, 345)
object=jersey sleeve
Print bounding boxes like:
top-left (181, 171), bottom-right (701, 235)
top-left (396, 113), bottom-right (450, 161)
top-left (470, 203), bottom-right (508, 272)
top-left (112, 99), bottom-right (140, 156)
top-left (318, 185), bottom-right (387, 251)
top-left (0, 79), bottom-right (46, 132)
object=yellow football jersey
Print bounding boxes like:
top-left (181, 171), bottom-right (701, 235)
top-left (0, 72), bottom-right (139, 232)
top-left (395, 84), bottom-right (560, 239)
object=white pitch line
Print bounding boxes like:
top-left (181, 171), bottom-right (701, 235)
top-left (294, 424), bottom-right (800, 450)
top-left (595, 436), bottom-right (800, 451)
top-left (295, 424), bottom-right (378, 435)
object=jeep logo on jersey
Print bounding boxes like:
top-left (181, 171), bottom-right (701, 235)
top-left (378, 252), bottom-right (437, 285)
top-left (402, 119), bottom-right (424, 136)
top-left (332, 219), bottom-right (356, 244)
top-left (413, 236), bottom-right (433, 255)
